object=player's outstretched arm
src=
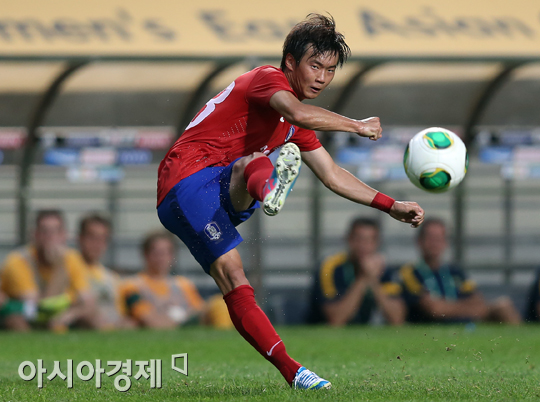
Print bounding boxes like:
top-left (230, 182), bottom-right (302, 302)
top-left (302, 147), bottom-right (424, 227)
top-left (269, 90), bottom-right (382, 141)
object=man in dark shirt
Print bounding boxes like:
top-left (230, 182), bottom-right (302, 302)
top-left (400, 218), bottom-right (521, 324)
top-left (308, 217), bottom-right (405, 326)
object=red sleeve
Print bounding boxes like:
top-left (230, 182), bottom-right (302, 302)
top-left (246, 67), bottom-right (295, 106)
top-left (291, 127), bottom-right (322, 152)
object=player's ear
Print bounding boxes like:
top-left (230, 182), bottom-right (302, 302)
top-left (284, 53), bottom-right (296, 71)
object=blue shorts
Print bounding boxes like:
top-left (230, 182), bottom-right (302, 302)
top-left (157, 159), bottom-right (259, 274)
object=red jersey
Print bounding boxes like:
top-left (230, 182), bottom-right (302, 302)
top-left (157, 65), bottom-right (321, 205)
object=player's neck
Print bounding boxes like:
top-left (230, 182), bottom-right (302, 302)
top-left (283, 69), bottom-right (305, 101)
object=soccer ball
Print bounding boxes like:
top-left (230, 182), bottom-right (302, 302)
top-left (403, 127), bottom-right (468, 193)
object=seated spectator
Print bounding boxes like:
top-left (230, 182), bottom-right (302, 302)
top-left (78, 213), bottom-right (134, 330)
top-left (525, 269), bottom-right (540, 322)
top-left (399, 218), bottom-right (521, 325)
top-left (307, 217), bottom-right (405, 326)
top-left (120, 231), bottom-right (205, 329)
top-left (0, 210), bottom-right (94, 332)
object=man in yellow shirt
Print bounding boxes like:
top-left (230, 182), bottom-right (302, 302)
top-left (120, 231), bottom-right (205, 329)
top-left (77, 213), bottom-right (134, 330)
top-left (0, 210), bottom-right (94, 331)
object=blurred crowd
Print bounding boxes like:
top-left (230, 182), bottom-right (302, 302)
top-left (308, 217), bottom-right (536, 327)
top-left (0, 210), bottom-right (232, 332)
top-left (0, 210), bottom-right (539, 332)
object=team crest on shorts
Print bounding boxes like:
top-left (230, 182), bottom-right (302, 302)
top-left (285, 126), bottom-right (296, 142)
top-left (204, 222), bottom-right (222, 241)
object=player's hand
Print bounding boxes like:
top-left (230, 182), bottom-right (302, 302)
top-left (357, 117), bottom-right (382, 141)
top-left (389, 201), bottom-right (425, 228)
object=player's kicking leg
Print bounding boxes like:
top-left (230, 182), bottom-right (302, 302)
top-left (221, 148), bottom-right (330, 389)
top-left (210, 248), bottom-right (331, 390)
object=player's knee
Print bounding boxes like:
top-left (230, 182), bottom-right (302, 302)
top-left (226, 267), bottom-right (249, 288)
top-left (218, 262), bottom-right (246, 284)
top-left (234, 152), bottom-right (267, 175)
top-left (245, 152), bottom-right (266, 162)
top-left (210, 258), bottom-right (249, 294)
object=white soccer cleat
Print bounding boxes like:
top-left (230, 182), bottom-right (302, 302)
top-left (293, 366), bottom-right (332, 390)
top-left (262, 143), bottom-right (301, 216)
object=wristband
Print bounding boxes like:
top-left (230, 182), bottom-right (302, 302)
top-left (370, 192), bottom-right (395, 213)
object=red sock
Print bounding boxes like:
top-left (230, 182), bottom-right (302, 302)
top-left (224, 285), bottom-right (301, 384)
top-left (243, 157), bottom-right (274, 201)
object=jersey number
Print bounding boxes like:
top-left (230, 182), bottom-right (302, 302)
top-left (186, 81), bottom-right (236, 130)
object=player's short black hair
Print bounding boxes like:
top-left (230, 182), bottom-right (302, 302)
top-left (141, 230), bottom-right (177, 255)
top-left (417, 218), bottom-right (447, 240)
top-left (281, 13), bottom-right (351, 71)
top-left (348, 217), bottom-right (379, 237)
top-left (35, 209), bottom-right (65, 229)
top-left (79, 212), bottom-right (111, 236)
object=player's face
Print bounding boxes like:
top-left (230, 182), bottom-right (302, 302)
top-left (418, 223), bottom-right (447, 263)
top-left (347, 225), bottom-right (379, 262)
top-left (34, 216), bottom-right (66, 251)
top-left (145, 238), bottom-right (175, 276)
top-left (79, 222), bottom-right (110, 265)
top-left (288, 49), bottom-right (338, 100)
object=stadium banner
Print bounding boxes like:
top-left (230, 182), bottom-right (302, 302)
top-left (0, 128), bottom-right (26, 149)
top-left (37, 127), bottom-right (174, 149)
top-left (66, 166), bottom-right (125, 183)
top-left (1, 0), bottom-right (540, 59)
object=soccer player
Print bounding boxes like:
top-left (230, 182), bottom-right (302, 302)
top-left (308, 217), bottom-right (405, 326)
top-left (157, 14), bottom-right (424, 390)
top-left (399, 218), bottom-right (521, 324)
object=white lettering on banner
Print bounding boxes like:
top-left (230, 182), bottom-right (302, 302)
top-left (186, 82), bottom-right (235, 130)
top-left (80, 147), bottom-right (117, 166)
top-left (136, 130), bottom-right (174, 149)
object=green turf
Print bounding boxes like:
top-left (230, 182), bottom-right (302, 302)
top-left (0, 325), bottom-right (539, 401)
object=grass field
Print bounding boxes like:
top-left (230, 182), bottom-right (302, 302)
top-left (0, 325), bottom-right (539, 401)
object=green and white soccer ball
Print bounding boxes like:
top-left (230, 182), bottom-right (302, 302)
top-left (403, 127), bottom-right (468, 193)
